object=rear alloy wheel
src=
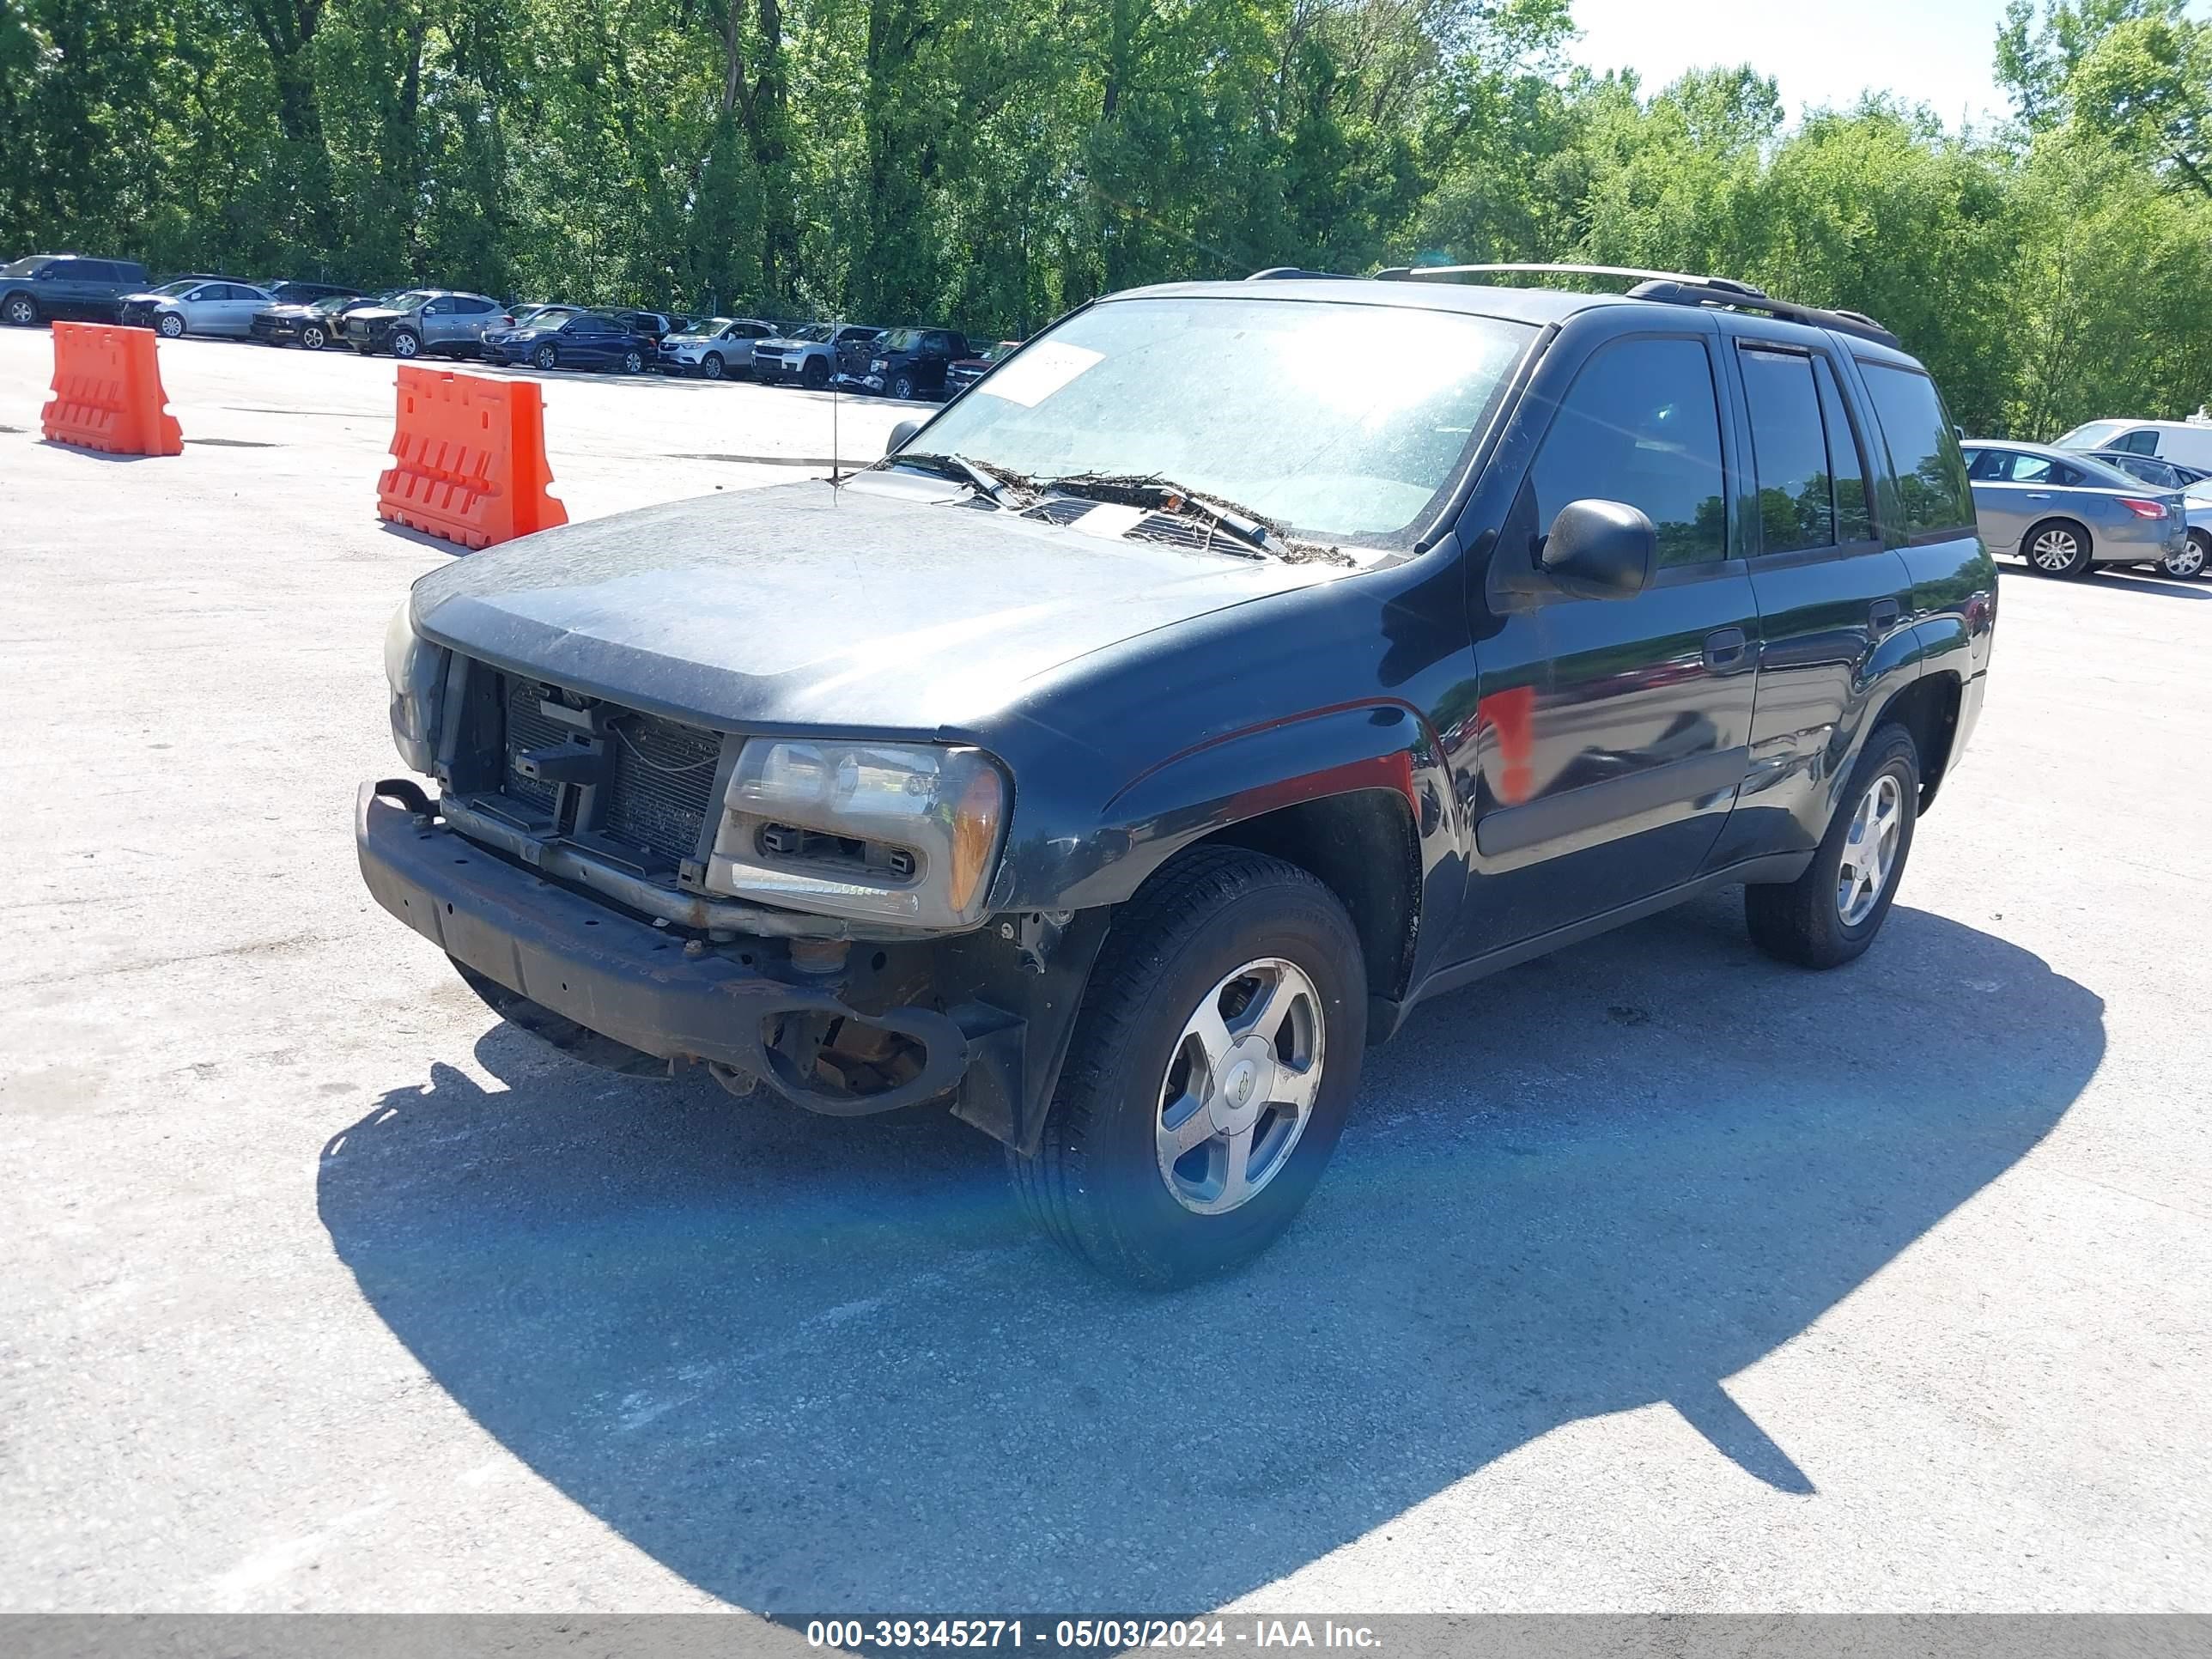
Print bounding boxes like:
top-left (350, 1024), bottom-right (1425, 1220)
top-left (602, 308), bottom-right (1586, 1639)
top-left (621, 347), bottom-right (645, 374)
top-left (2, 294), bottom-right (37, 327)
top-left (701, 352), bottom-right (725, 380)
top-left (2164, 532), bottom-right (2209, 580)
top-left (301, 322), bottom-right (327, 351)
top-left (156, 312), bottom-right (185, 339)
top-left (389, 329), bottom-right (421, 360)
top-left (1008, 845), bottom-right (1367, 1287)
top-left (1747, 724), bottom-right (1920, 969)
top-left (532, 343), bottom-right (557, 372)
top-left (2025, 519), bottom-right (2092, 577)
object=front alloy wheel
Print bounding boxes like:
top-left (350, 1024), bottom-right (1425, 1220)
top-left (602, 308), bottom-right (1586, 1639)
top-left (2, 295), bottom-right (36, 326)
top-left (532, 343), bottom-right (556, 371)
top-left (2163, 535), bottom-right (2208, 580)
top-left (1009, 845), bottom-right (1367, 1288)
top-left (1155, 958), bottom-right (1325, 1215)
top-left (301, 323), bottom-right (326, 350)
top-left (156, 312), bottom-right (185, 338)
top-left (702, 352), bottom-right (725, 380)
top-left (390, 330), bottom-right (420, 359)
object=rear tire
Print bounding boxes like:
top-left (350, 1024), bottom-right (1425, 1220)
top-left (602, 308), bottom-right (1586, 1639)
top-left (1008, 845), bottom-right (1367, 1288)
top-left (2167, 531), bottom-right (2209, 580)
top-left (1747, 725), bottom-right (1920, 970)
top-left (2023, 518), bottom-right (2092, 577)
top-left (621, 347), bottom-right (644, 374)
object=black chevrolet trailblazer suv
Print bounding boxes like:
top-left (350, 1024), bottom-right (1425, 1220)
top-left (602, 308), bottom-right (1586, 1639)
top-left (362, 264), bottom-right (1996, 1286)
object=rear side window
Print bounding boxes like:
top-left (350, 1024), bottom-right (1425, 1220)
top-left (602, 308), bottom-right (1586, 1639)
top-left (1528, 336), bottom-right (1729, 567)
top-left (458, 297), bottom-right (495, 314)
top-left (1739, 347), bottom-right (1832, 554)
top-left (1814, 358), bottom-right (1873, 540)
top-left (1859, 362), bottom-right (1975, 537)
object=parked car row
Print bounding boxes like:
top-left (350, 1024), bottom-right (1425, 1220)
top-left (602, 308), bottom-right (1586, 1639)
top-left (3, 251), bottom-right (1003, 402)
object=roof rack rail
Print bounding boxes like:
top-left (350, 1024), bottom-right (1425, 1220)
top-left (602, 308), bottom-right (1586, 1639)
top-left (1371, 262), bottom-right (1899, 349)
top-left (1247, 266), bottom-right (1351, 281)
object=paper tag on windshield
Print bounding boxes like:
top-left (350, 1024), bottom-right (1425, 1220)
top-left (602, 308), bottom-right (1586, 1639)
top-left (976, 341), bottom-right (1103, 407)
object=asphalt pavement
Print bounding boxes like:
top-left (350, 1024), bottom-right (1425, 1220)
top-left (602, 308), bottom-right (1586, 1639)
top-left (1, 326), bottom-right (2206, 1615)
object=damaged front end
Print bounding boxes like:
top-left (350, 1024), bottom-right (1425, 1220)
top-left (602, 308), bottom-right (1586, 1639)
top-left (360, 634), bottom-right (1105, 1149)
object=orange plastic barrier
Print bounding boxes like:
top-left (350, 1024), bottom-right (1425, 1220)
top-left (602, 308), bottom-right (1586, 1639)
top-left (1478, 684), bottom-right (1536, 806)
top-left (376, 367), bottom-right (568, 550)
top-left (40, 322), bottom-right (184, 457)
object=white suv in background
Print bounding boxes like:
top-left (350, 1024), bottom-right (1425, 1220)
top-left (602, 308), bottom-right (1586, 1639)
top-left (659, 318), bottom-right (775, 380)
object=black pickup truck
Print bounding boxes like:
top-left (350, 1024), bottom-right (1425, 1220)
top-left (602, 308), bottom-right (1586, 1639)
top-left (362, 264), bottom-right (1996, 1286)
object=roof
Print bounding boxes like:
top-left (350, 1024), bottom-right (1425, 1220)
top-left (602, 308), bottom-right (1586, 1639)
top-left (1105, 275), bottom-right (1918, 364)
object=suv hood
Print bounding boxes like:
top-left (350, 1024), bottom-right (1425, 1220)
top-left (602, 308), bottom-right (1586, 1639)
top-left (410, 476), bottom-right (1334, 732)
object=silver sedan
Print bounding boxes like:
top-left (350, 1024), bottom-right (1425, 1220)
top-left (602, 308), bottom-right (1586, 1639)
top-left (1961, 440), bottom-right (2190, 579)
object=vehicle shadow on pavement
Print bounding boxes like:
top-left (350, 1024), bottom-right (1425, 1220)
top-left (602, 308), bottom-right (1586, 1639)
top-left (319, 891), bottom-right (2101, 1612)
top-left (2085, 571), bottom-right (2212, 600)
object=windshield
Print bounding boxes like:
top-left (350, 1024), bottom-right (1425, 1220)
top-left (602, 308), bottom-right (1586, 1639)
top-left (2, 256), bottom-right (55, 276)
top-left (905, 296), bottom-right (1533, 545)
top-left (779, 324), bottom-right (830, 342)
top-left (310, 295), bottom-right (352, 313)
top-left (2055, 420), bottom-right (2126, 448)
top-left (676, 318), bottom-right (732, 337)
top-left (150, 280), bottom-right (199, 296)
top-left (386, 290), bottom-right (434, 310)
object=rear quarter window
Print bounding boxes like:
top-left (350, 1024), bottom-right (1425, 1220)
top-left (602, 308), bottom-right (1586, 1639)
top-left (1858, 362), bottom-right (1976, 538)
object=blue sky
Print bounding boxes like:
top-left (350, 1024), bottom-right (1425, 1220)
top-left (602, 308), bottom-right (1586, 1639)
top-left (1568, 0), bottom-right (2018, 128)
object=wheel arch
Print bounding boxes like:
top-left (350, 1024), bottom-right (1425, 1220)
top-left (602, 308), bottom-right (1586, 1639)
top-left (1870, 669), bottom-right (1964, 811)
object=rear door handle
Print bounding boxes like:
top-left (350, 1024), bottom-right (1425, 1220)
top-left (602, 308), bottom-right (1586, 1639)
top-left (2025, 491), bottom-right (2052, 499)
top-left (1704, 627), bottom-right (1749, 672)
top-left (1869, 599), bottom-right (1901, 635)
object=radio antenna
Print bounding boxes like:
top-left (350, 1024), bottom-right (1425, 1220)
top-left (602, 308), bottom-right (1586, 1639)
top-left (830, 307), bottom-right (842, 491)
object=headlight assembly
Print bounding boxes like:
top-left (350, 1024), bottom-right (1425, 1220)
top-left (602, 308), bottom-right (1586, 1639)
top-left (706, 740), bottom-right (1009, 928)
top-left (383, 600), bottom-right (447, 774)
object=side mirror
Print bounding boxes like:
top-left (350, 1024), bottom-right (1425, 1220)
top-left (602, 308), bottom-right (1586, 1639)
top-left (886, 417), bottom-right (924, 456)
top-left (1540, 499), bottom-right (1657, 599)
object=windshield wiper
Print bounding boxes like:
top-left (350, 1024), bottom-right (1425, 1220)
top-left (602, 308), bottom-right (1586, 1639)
top-left (1042, 473), bottom-right (1278, 557)
top-left (892, 450), bottom-right (1014, 504)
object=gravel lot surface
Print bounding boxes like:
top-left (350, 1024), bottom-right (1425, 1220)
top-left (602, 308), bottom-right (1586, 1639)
top-left (2, 325), bottom-right (2206, 1616)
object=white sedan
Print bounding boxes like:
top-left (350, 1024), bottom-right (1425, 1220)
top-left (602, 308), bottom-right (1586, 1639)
top-left (118, 279), bottom-right (276, 339)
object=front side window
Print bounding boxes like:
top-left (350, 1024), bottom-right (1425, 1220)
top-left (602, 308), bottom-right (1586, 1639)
top-left (1740, 346), bottom-right (1832, 555)
top-left (1859, 362), bottom-right (1976, 537)
top-left (911, 295), bottom-right (1533, 547)
top-left (1525, 335), bottom-right (1728, 567)
top-left (2116, 428), bottom-right (2161, 454)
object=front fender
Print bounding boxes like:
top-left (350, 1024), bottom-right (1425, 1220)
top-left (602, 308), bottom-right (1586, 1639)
top-left (1005, 701), bottom-right (1452, 913)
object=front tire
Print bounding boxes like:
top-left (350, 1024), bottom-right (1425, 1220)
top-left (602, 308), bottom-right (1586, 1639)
top-left (2024, 518), bottom-right (2092, 577)
top-left (389, 329), bottom-right (421, 360)
top-left (891, 372), bottom-right (917, 400)
top-left (1009, 846), bottom-right (1367, 1288)
top-left (2, 293), bottom-right (38, 327)
top-left (801, 357), bottom-right (829, 388)
top-left (532, 343), bottom-right (557, 371)
top-left (301, 322), bottom-right (327, 351)
top-left (156, 312), bottom-right (185, 339)
top-left (2166, 531), bottom-right (2209, 580)
top-left (1747, 725), bottom-right (1920, 969)
top-left (701, 351), bottom-right (725, 380)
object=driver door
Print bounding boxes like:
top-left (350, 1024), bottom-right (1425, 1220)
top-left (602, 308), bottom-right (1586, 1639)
top-left (1454, 319), bottom-right (1760, 952)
